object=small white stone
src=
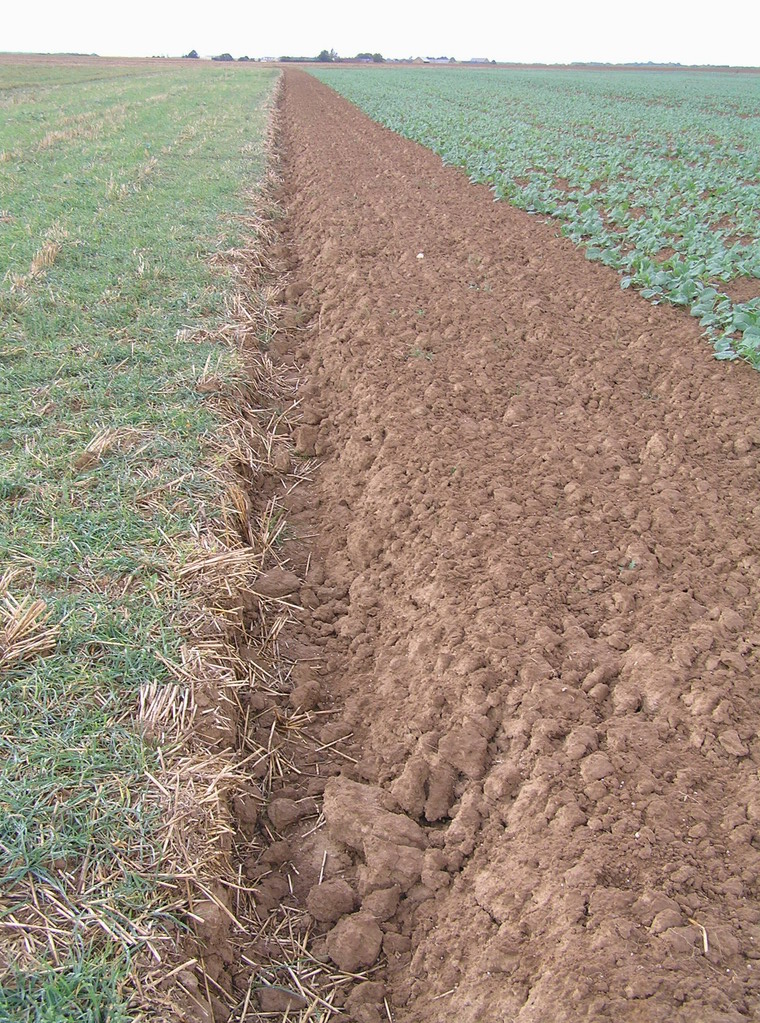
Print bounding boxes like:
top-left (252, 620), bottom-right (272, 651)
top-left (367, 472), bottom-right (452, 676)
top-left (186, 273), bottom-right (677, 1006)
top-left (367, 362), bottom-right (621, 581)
top-left (416, 251), bottom-right (424, 259)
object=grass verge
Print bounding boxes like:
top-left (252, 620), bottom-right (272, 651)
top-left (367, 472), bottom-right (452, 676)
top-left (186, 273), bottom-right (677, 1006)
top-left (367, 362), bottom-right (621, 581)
top-left (0, 57), bottom-right (301, 1021)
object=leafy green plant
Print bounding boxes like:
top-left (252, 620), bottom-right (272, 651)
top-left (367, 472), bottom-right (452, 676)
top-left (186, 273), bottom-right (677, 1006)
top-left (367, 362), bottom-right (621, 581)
top-left (314, 66), bottom-right (760, 367)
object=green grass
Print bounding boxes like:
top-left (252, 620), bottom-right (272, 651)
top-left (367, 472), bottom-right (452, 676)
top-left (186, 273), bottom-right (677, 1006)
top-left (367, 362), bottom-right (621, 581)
top-left (313, 66), bottom-right (760, 365)
top-left (0, 58), bottom-right (276, 1019)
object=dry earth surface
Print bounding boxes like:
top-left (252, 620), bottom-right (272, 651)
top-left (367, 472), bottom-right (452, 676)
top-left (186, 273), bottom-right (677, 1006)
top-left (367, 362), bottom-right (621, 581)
top-left (255, 69), bottom-right (760, 1022)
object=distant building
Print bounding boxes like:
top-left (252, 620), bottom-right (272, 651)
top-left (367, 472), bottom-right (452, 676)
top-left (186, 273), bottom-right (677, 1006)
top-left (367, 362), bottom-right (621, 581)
top-left (424, 56), bottom-right (455, 64)
top-left (469, 57), bottom-right (489, 63)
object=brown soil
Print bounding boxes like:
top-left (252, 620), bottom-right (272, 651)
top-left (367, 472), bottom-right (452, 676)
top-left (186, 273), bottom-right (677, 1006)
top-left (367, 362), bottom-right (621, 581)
top-left (262, 70), bottom-right (760, 1023)
top-left (653, 246), bottom-right (676, 263)
top-left (724, 276), bottom-right (760, 305)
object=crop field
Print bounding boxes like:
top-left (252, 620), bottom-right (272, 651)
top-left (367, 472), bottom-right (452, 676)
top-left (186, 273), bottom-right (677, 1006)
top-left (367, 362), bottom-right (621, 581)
top-left (313, 67), bottom-right (760, 365)
top-left (3, 57), bottom-right (760, 1023)
top-left (0, 57), bottom-right (280, 1021)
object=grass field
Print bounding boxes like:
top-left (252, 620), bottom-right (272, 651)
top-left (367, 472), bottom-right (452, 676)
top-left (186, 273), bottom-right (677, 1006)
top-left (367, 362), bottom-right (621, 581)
top-left (0, 58), bottom-right (276, 1020)
top-left (313, 67), bottom-right (760, 365)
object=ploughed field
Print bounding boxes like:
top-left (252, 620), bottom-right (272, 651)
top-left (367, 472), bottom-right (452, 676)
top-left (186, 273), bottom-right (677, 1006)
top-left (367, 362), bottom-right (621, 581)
top-left (313, 65), bottom-right (760, 366)
top-left (267, 69), bottom-right (760, 1022)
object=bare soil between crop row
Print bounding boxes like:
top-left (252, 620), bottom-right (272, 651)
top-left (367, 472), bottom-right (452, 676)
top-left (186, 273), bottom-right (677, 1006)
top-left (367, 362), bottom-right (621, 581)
top-left (258, 69), bottom-right (760, 1022)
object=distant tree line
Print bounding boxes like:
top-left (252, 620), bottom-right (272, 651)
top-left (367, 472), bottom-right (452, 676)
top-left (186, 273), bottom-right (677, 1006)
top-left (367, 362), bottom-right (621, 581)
top-left (182, 47), bottom-right (389, 63)
top-left (282, 49), bottom-right (384, 63)
top-left (182, 49), bottom-right (252, 61)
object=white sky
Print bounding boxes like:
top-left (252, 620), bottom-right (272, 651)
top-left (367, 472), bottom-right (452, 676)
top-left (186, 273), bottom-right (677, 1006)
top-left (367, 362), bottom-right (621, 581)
top-left (3, 0), bottom-right (759, 67)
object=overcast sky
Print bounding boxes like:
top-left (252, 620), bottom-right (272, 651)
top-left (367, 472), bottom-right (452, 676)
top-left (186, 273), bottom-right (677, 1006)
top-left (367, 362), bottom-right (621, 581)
top-left (3, 0), bottom-right (759, 67)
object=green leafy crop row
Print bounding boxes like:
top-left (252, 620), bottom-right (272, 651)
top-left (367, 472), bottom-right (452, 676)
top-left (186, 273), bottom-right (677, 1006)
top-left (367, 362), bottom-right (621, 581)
top-left (313, 67), bottom-right (760, 366)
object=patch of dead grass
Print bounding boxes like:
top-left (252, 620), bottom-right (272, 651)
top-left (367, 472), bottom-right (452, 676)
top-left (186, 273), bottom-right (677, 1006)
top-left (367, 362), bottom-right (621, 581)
top-left (0, 570), bottom-right (61, 672)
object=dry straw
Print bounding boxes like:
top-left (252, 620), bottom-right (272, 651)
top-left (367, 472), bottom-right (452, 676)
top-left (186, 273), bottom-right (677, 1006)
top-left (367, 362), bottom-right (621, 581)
top-left (130, 77), bottom-right (350, 1021)
top-left (0, 569), bottom-right (61, 672)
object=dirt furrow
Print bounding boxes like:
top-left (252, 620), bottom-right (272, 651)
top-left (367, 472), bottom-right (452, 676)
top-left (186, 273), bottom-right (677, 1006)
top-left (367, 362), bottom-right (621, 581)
top-left (268, 69), bottom-right (760, 1022)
